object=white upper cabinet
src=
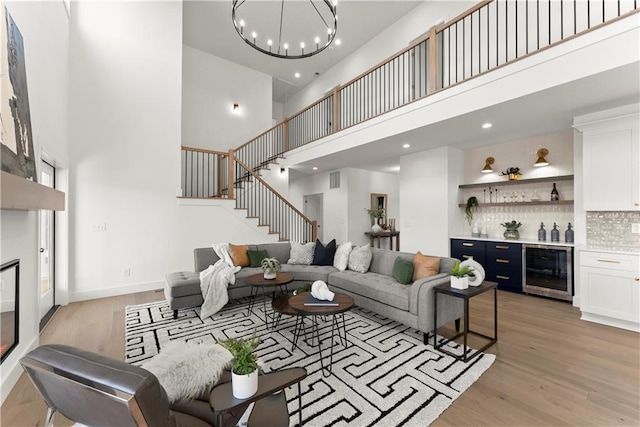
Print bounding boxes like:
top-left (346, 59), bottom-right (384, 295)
top-left (576, 107), bottom-right (640, 211)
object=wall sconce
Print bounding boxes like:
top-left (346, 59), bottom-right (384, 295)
top-left (280, 167), bottom-right (285, 174)
top-left (534, 148), bottom-right (549, 167)
top-left (232, 103), bottom-right (240, 114)
top-left (481, 157), bottom-right (495, 173)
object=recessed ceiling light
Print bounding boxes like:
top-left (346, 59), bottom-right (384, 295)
top-left (294, 72), bottom-right (300, 78)
top-left (402, 143), bottom-right (410, 148)
top-left (312, 166), bottom-right (318, 170)
top-left (482, 123), bottom-right (493, 129)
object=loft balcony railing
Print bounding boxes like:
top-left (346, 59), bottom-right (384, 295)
top-left (181, 0), bottom-right (637, 242)
top-left (233, 0), bottom-right (638, 164)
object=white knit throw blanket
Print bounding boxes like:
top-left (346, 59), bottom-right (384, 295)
top-left (199, 259), bottom-right (240, 319)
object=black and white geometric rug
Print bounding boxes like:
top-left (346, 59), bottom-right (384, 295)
top-left (125, 298), bottom-right (494, 427)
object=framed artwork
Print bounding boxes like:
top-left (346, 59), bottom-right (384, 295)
top-left (1, 7), bottom-right (36, 181)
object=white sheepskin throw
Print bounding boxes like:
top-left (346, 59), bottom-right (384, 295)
top-left (141, 340), bottom-right (233, 403)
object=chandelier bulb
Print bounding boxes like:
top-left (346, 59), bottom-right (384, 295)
top-left (239, 20), bottom-right (245, 34)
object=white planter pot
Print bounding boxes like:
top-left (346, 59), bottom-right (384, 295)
top-left (232, 370), bottom-right (258, 399)
top-left (371, 223), bottom-right (382, 233)
top-left (450, 276), bottom-right (469, 290)
top-left (263, 271), bottom-right (277, 280)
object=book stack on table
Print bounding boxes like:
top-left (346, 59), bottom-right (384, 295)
top-left (303, 294), bottom-right (339, 306)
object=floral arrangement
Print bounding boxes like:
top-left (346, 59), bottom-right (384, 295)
top-left (365, 207), bottom-right (385, 219)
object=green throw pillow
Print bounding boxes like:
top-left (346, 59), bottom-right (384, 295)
top-left (392, 257), bottom-right (414, 285)
top-left (247, 249), bottom-right (270, 268)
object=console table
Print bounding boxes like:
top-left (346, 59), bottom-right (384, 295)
top-left (364, 230), bottom-right (400, 251)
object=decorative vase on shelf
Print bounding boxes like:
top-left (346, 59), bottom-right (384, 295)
top-left (371, 223), bottom-right (382, 233)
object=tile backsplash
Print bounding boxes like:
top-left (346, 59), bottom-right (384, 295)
top-left (586, 211), bottom-right (640, 249)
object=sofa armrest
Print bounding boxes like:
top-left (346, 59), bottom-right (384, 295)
top-left (410, 274), bottom-right (464, 334)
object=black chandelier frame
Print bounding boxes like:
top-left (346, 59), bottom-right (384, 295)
top-left (232, 0), bottom-right (338, 59)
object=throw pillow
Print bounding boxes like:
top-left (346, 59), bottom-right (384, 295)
top-left (288, 241), bottom-right (315, 265)
top-left (141, 340), bottom-right (233, 403)
top-left (392, 257), bottom-right (414, 284)
top-left (229, 243), bottom-right (250, 267)
top-left (311, 238), bottom-right (337, 266)
top-left (247, 249), bottom-right (269, 268)
top-left (413, 251), bottom-right (441, 280)
top-left (348, 244), bottom-right (372, 273)
top-left (333, 241), bottom-right (352, 271)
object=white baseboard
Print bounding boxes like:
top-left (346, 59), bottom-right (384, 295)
top-left (69, 280), bottom-right (164, 303)
top-left (1, 335), bottom-right (39, 406)
top-left (581, 312), bottom-right (639, 333)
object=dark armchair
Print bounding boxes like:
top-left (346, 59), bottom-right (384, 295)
top-left (20, 344), bottom-right (306, 427)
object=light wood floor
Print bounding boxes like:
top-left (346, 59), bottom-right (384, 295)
top-left (1, 289), bottom-right (638, 426)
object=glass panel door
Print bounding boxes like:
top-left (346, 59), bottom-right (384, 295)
top-left (39, 161), bottom-right (55, 320)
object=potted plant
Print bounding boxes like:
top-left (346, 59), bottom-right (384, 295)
top-left (260, 257), bottom-right (281, 280)
top-left (450, 261), bottom-right (472, 289)
top-left (501, 167), bottom-right (521, 181)
top-left (501, 220), bottom-right (522, 240)
top-left (465, 196), bottom-right (479, 225)
top-left (365, 207), bottom-right (385, 233)
top-left (218, 334), bottom-right (261, 399)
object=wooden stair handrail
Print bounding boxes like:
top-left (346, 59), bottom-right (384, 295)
top-left (233, 155), bottom-right (314, 226)
top-left (181, 145), bottom-right (228, 156)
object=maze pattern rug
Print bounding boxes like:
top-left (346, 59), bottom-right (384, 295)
top-left (125, 298), bottom-right (495, 427)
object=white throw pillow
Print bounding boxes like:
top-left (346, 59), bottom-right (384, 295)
top-left (348, 244), bottom-right (372, 273)
top-left (333, 241), bottom-right (352, 271)
top-left (141, 340), bottom-right (233, 403)
top-left (287, 241), bottom-right (315, 265)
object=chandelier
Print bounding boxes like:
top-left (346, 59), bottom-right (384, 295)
top-left (232, 0), bottom-right (338, 59)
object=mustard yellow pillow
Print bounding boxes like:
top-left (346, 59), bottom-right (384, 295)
top-left (413, 251), bottom-right (441, 281)
top-left (229, 244), bottom-right (249, 267)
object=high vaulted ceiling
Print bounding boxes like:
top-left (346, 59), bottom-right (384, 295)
top-left (183, 0), bottom-right (424, 103)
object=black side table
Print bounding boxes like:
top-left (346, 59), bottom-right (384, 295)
top-left (433, 280), bottom-right (497, 362)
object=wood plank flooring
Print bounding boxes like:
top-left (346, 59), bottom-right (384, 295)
top-left (1, 289), bottom-right (638, 426)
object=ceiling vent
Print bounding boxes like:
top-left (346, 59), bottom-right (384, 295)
top-left (329, 171), bottom-right (340, 189)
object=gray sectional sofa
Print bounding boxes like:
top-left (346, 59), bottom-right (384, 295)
top-left (165, 242), bottom-right (463, 342)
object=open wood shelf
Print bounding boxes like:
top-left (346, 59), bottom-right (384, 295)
top-left (458, 174), bottom-right (574, 189)
top-left (458, 200), bottom-right (574, 208)
top-left (1, 171), bottom-right (65, 211)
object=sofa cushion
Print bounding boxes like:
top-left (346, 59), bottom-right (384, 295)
top-left (413, 251), bottom-right (441, 280)
top-left (348, 244), bottom-right (372, 273)
top-left (333, 242), bottom-right (352, 271)
top-left (255, 243), bottom-right (291, 265)
top-left (369, 248), bottom-right (413, 276)
top-left (229, 244), bottom-right (250, 267)
top-left (247, 250), bottom-right (269, 268)
top-left (329, 271), bottom-right (409, 311)
top-left (288, 241), bottom-right (315, 265)
top-left (392, 257), bottom-right (414, 284)
top-left (282, 264), bottom-right (337, 283)
top-left (165, 272), bottom-right (201, 298)
top-left (194, 248), bottom-right (219, 273)
top-left (312, 239), bottom-right (337, 266)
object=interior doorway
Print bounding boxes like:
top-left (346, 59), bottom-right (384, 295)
top-left (303, 193), bottom-right (323, 242)
top-left (39, 160), bottom-right (57, 329)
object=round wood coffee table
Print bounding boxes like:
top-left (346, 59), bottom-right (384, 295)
top-left (288, 292), bottom-right (354, 377)
top-left (245, 272), bottom-right (293, 325)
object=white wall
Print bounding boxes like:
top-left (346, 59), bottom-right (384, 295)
top-left (182, 45), bottom-right (272, 151)
top-left (289, 168), bottom-right (399, 247)
top-left (399, 146), bottom-right (464, 256)
top-left (285, 1), bottom-right (474, 115)
top-left (1, 0), bottom-right (70, 404)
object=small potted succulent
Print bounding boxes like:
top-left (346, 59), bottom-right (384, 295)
top-left (260, 257), bottom-right (281, 280)
top-left (501, 220), bottom-right (522, 240)
top-left (218, 334), bottom-right (261, 399)
top-left (450, 261), bottom-right (472, 290)
top-left (501, 167), bottom-right (521, 181)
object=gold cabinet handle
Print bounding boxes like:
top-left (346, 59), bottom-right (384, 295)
top-left (497, 275), bottom-right (510, 280)
top-left (597, 259), bottom-right (621, 264)
top-left (495, 245), bottom-right (509, 249)
top-left (496, 259), bottom-right (510, 264)
top-left (462, 243), bottom-right (474, 247)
